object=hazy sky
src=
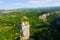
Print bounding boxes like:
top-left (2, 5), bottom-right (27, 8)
top-left (0, 0), bottom-right (60, 10)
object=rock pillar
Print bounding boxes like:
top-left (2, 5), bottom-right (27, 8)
top-left (20, 21), bottom-right (30, 40)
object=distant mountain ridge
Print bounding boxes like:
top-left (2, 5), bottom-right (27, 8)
top-left (16, 6), bottom-right (60, 10)
top-left (0, 6), bottom-right (60, 11)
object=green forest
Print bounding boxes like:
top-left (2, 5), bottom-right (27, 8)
top-left (0, 8), bottom-right (60, 40)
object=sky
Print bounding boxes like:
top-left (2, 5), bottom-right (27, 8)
top-left (0, 0), bottom-right (60, 10)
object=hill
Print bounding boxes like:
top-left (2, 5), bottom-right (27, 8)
top-left (0, 7), bottom-right (60, 40)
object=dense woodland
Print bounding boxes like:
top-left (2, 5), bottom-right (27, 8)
top-left (0, 8), bottom-right (60, 40)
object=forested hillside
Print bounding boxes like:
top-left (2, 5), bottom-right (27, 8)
top-left (0, 8), bottom-right (60, 40)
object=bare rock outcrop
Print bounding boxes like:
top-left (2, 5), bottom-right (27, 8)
top-left (20, 21), bottom-right (30, 40)
top-left (39, 13), bottom-right (50, 21)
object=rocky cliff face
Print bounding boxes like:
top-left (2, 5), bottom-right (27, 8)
top-left (20, 21), bottom-right (30, 40)
top-left (39, 13), bottom-right (50, 21)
